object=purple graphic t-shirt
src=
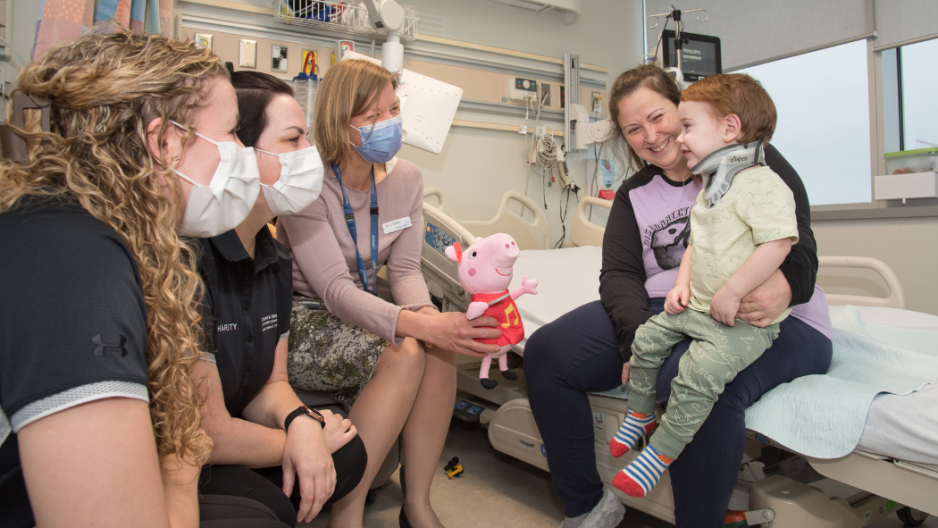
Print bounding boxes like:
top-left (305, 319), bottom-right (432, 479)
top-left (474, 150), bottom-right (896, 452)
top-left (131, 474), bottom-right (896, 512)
top-left (629, 171), bottom-right (832, 339)
top-left (630, 174), bottom-right (702, 299)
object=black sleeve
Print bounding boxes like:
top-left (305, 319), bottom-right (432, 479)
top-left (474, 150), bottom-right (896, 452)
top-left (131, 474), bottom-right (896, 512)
top-left (764, 144), bottom-right (818, 306)
top-left (599, 167), bottom-right (657, 363)
top-left (0, 206), bottom-right (149, 422)
top-left (274, 241), bottom-right (294, 340)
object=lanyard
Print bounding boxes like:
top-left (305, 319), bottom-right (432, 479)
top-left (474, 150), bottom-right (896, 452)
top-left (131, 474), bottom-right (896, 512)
top-left (332, 163), bottom-right (379, 295)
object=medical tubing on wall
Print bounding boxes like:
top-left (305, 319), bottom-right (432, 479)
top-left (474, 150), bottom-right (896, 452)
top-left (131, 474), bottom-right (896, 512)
top-left (525, 90), bottom-right (551, 199)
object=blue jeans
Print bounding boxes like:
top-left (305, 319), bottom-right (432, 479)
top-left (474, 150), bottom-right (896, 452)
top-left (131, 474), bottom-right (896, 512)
top-left (524, 299), bottom-right (832, 527)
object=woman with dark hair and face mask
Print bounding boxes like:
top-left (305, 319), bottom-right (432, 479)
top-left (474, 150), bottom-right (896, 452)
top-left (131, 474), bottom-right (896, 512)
top-left (192, 71), bottom-right (368, 526)
top-left (277, 59), bottom-right (502, 528)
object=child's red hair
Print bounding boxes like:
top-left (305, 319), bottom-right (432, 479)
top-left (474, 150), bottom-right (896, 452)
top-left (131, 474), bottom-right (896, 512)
top-left (681, 74), bottom-right (777, 144)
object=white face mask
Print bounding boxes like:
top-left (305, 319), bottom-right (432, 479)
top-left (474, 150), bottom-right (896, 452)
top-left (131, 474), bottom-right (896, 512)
top-left (171, 121), bottom-right (261, 237)
top-left (254, 145), bottom-right (325, 216)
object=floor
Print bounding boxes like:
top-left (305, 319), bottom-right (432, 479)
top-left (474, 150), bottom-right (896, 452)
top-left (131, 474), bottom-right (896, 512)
top-left (305, 418), bottom-right (670, 528)
top-left (302, 418), bottom-right (936, 527)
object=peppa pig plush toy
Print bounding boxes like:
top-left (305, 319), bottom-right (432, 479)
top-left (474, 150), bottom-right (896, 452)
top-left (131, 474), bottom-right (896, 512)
top-left (444, 234), bottom-right (538, 390)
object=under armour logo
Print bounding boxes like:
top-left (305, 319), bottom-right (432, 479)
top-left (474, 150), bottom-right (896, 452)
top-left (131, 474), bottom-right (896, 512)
top-left (91, 334), bottom-right (128, 357)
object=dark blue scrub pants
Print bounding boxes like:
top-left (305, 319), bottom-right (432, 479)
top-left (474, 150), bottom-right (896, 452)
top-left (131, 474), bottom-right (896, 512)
top-left (524, 299), bottom-right (832, 528)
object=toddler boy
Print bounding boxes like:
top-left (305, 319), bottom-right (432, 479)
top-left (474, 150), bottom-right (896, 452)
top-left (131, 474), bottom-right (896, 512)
top-left (611, 74), bottom-right (799, 498)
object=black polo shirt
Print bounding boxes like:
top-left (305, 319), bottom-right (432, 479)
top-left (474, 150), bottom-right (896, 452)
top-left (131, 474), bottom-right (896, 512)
top-left (197, 226), bottom-right (293, 417)
top-left (0, 197), bottom-right (149, 528)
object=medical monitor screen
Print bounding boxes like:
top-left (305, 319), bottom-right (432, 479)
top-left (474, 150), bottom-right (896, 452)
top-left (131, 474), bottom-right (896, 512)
top-left (661, 30), bottom-right (722, 83)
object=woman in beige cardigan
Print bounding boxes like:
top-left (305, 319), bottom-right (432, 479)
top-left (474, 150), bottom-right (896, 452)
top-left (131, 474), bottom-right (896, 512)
top-left (278, 59), bottom-right (501, 528)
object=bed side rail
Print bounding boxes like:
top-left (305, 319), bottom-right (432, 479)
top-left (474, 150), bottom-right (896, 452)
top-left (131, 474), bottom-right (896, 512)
top-left (571, 196), bottom-right (611, 248)
top-left (818, 256), bottom-right (907, 310)
top-left (421, 202), bottom-right (475, 312)
top-left (423, 186), bottom-right (445, 211)
top-left (459, 191), bottom-right (550, 250)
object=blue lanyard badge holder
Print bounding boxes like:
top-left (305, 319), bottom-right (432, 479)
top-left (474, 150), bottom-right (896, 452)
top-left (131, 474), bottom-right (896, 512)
top-left (332, 163), bottom-right (379, 295)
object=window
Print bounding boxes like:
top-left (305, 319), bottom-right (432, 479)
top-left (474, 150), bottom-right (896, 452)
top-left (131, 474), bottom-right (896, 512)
top-left (736, 40), bottom-right (872, 206)
top-left (899, 38), bottom-right (938, 151)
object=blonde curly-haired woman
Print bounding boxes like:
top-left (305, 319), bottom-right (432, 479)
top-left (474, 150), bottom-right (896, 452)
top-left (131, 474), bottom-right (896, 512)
top-left (0, 33), bottom-right (283, 528)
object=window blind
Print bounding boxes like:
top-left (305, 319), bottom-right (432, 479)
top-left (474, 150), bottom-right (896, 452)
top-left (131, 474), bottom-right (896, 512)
top-left (644, 0), bottom-right (875, 71)
top-left (872, 0), bottom-right (938, 51)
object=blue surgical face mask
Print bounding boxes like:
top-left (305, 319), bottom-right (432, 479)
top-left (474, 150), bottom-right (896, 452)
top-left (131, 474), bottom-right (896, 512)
top-left (350, 115), bottom-right (403, 164)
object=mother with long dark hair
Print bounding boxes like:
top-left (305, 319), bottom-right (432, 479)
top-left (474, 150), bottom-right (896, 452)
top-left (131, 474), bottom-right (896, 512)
top-left (523, 64), bottom-right (834, 528)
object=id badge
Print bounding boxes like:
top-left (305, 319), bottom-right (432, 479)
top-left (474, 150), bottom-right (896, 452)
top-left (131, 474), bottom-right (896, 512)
top-left (382, 217), bottom-right (412, 234)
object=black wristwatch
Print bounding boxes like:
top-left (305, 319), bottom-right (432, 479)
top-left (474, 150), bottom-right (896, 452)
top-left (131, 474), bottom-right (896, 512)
top-left (284, 406), bottom-right (325, 432)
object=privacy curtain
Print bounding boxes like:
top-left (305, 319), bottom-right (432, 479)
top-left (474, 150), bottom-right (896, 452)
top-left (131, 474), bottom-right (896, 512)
top-left (33, 0), bottom-right (173, 60)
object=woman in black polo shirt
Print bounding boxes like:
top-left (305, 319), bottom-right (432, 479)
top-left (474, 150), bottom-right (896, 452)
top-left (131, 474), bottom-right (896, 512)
top-left (193, 71), bottom-right (367, 525)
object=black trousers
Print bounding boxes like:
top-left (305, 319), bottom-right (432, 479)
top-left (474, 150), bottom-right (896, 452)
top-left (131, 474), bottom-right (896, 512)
top-left (199, 434), bottom-right (368, 525)
top-left (200, 495), bottom-right (291, 527)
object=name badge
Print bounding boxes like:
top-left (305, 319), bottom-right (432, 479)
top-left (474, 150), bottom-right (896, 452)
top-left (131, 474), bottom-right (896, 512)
top-left (382, 217), bottom-right (412, 234)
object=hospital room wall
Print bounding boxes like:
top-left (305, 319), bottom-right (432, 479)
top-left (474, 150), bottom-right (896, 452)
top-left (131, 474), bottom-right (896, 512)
top-left (3, 0), bottom-right (641, 247)
top-left (0, 0), bottom-right (41, 105)
top-left (814, 218), bottom-right (938, 316)
top-left (395, 0), bottom-right (645, 247)
top-left (170, 0), bottom-right (643, 246)
top-left (8, 0), bottom-right (936, 317)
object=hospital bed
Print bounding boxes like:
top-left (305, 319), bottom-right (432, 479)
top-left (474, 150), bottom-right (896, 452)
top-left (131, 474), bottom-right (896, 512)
top-left (420, 190), bottom-right (938, 528)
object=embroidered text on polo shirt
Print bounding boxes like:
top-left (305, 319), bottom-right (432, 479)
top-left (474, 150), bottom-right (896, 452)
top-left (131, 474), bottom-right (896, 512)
top-left (261, 314), bottom-right (278, 332)
top-left (218, 323), bottom-right (238, 332)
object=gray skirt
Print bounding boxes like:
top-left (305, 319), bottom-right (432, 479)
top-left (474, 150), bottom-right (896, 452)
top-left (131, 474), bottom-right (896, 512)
top-left (288, 295), bottom-right (390, 410)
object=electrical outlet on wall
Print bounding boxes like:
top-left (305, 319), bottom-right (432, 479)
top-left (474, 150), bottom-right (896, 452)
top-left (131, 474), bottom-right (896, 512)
top-left (539, 83), bottom-right (551, 106)
top-left (239, 40), bottom-right (257, 69)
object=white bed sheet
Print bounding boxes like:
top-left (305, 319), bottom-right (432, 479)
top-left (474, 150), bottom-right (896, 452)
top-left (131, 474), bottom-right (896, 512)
top-left (509, 246), bottom-right (603, 352)
top-left (833, 306), bottom-right (938, 465)
top-left (510, 248), bottom-right (938, 465)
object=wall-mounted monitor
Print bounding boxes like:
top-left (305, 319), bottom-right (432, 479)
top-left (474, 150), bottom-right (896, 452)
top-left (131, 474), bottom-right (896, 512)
top-left (661, 30), bottom-right (722, 83)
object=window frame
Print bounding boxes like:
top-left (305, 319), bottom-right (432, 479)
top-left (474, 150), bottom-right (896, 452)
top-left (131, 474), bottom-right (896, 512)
top-left (807, 35), bottom-right (938, 220)
top-left (718, 35), bottom-right (938, 220)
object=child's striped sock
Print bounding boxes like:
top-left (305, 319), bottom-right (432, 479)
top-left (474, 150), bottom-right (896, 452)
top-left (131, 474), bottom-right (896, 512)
top-left (609, 410), bottom-right (656, 458)
top-left (613, 445), bottom-right (673, 498)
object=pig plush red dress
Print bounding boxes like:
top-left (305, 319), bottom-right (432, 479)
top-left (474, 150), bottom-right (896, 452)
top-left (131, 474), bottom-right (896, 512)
top-left (445, 234), bottom-right (538, 389)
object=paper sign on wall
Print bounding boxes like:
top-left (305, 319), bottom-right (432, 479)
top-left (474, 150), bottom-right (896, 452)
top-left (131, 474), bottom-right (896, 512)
top-left (272, 45), bottom-right (288, 73)
top-left (301, 50), bottom-right (317, 76)
top-left (336, 40), bottom-right (355, 61)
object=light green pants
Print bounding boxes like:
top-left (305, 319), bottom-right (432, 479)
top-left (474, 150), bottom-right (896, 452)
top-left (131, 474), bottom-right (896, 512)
top-left (629, 309), bottom-right (780, 460)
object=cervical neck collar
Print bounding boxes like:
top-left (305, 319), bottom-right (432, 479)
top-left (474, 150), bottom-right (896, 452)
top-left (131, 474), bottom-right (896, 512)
top-left (690, 139), bottom-right (765, 207)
